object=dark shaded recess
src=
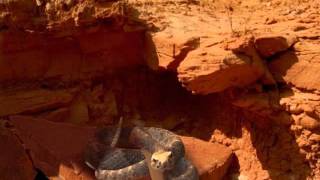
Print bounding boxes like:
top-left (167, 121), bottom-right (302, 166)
top-left (34, 169), bottom-right (48, 180)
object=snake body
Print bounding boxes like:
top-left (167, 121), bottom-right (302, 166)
top-left (95, 148), bottom-right (148, 180)
top-left (85, 124), bottom-right (198, 180)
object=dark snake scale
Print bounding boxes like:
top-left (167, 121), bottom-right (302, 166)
top-left (84, 123), bottom-right (199, 180)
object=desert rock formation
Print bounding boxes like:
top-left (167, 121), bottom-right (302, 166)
top-left (0, 0), bottom-right (320, 179)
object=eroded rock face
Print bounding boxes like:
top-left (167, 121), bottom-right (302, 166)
top-left (137, 0), bottom-right (320, 179)
top-left (0, 88), bottom-right (75, 117)
top-left (150, 33), bottom-right (200, 71)
top-left (0, 0), bottom-right (127, 30)
top-left (147, 15), bottom-right (302, 95)
top-left (269, 42), bottom-right (320, 91)
top-left (1, 0), bottom-right (320, 179)
top-left (280, 89), bottom-right (320, 130)
top-left (0, 29), bottom-right (145, 83)
top-left (0, 0), bottom-right (146, 84)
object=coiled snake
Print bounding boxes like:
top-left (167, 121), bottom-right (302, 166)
top-left (84, 118), bottom-right (199, 180)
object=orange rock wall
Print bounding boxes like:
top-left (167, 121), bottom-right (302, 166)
top-left (1, 0), bottom-right (320, 180)
top-left (0, 29), bottom-right (145, 83)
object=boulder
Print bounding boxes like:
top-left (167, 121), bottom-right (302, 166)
top-left (293, 113), bottom-right (320, 130)
top-left (0, 121), bottom-right (36, 180)
top-left (9, 116), bottom-right (96, 179)
top-left (177, 37), bottom-right (266, 94)
top-left (181, 136), bottom-right (233, 180)
top-left (268, 42), bottom-right (320, 91)
top-left (254, 34), bottom-right (297, 58)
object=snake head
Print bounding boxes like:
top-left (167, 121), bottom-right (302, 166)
top-left (150, 151), bottom-right (175, 171)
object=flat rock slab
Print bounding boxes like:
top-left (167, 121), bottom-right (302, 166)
top-left (9, 116), bottom-right (96, 180)
top-left (0, 122), bottom-right (36, 180)
top-left (254, 34), bottom-right (297, 58)
top-left (181, 136), bottom-right (233, 180)
top-left (269, 42), bottom-right (320, 91)
top-left (0, 88), bottom-right (74, 117)
top-left (8, 116), bottom-right (232, 180)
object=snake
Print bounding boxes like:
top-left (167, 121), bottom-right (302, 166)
top-left (84, 118), bottom-right (199, 180)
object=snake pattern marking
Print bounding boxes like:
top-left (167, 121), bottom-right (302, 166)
top-left (85, 119), bottom-right (199, 180)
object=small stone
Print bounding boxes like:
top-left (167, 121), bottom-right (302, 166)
top-left (292, 25), bottom-right (308, 32)
top-left (265, 17), bottom-right (277, 25)
top-left (230, 143), bottom-right (240, 151)
top-left (309, 134), bottom-right (320, 142)
top-left (298, 114), bottom-right (320, 130)
top-left (238, 174), bottom-right (249, 180)
top-left (45, 2), bottom-right (55, 16)
top-left (292, 113), bottom-right (304, 125)
top-left (65, 0), bottom-right (75, 7)
top-left (303, 130), bottom-right (312, 137)
top-left (36, 0), bottom-right (43, 6)
top-left (311, 144), bottom-right (319, 151)
top-left (299, 104), bottom-right (314, 114)
top-left (289, 104), bottom-right (304, 114)
top-left (297, 139), bottom-right (309, 147)
top-left (306, 153), bottom-right (314, 161)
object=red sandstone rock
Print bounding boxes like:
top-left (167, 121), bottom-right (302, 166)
top-left (269, 42), bottom-right (320, 91)
top-left (0, 30), bottom-right (145, 82)
top-left (177, 44), bottom-right (265, 94)
top-left (176, 35), bottom-right (281, 94)
top-left (0, 0), bottom-right (126, 31)
top-left (181, 136), bottom-right (233, 180)
top-left (9, 116), bottom-right (96, 179)
top-left (254, 34), bottom-right (297, 58)
top-left (0, 0), bottom-right (146, 83)
top-left (37, 107), bottom-right (71, 122)
top-left (151, 33), bottom-right (200, 71)
top-left (1, 0), bottom-right (320, 179)
top-left (232, 92), bottom-right (273, 115)
top-left (0, 88), bottom-right (74, 117)
top-left (8, 116), bottom-right (232, 179)
top-left (0, 122), bottom-right (36, 180)
top-left (293, 113), bottom-right (320, 130)
top-left (225, 36), bottom-right (276, 85)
